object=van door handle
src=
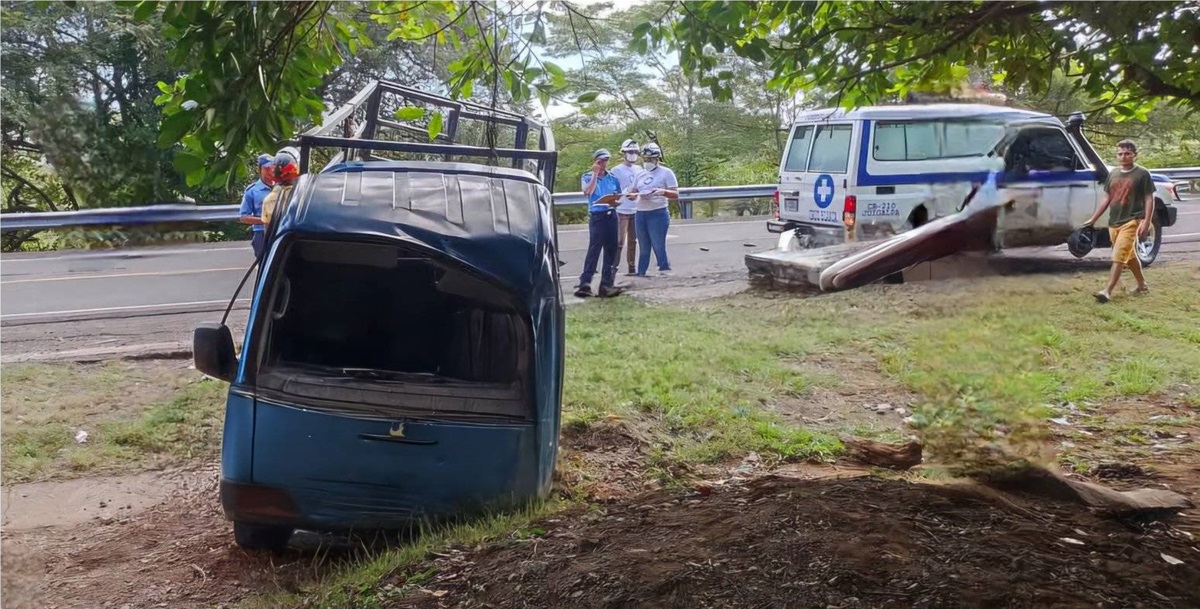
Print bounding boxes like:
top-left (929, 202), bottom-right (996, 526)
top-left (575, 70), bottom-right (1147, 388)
top-left (359, 433), bottom-right (438, 445)
top-left (782, 191), bottom-right (800, 196)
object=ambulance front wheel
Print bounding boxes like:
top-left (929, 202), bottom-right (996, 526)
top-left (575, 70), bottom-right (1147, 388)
top-left (233, 521), bottom-right (293, 551)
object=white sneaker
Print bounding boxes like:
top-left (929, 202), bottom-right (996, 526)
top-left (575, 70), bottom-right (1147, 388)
top-left (657, 270), bottom-right (672, 277)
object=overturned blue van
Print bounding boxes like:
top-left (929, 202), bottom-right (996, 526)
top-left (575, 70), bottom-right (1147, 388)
top-left (193, 82), bottom-right (565, 550)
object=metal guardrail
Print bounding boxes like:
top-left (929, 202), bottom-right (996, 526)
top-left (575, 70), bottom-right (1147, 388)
top-left (1, 166), bottom-right (1193, 233)
top-left (0, 184), bottom-right (777, 232)
top-left (1152, 167), bottom-right (1200, 180)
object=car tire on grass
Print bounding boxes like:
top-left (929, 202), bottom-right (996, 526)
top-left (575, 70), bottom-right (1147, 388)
top-left (1136, 215), bottom-right (1162, 268)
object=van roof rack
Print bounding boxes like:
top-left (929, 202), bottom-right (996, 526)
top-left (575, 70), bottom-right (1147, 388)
top-left (290, 80), bottom-right (559, 192)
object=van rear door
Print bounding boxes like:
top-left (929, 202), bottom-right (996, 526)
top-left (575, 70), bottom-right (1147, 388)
top-left (778, 122), bottom-right (855, 226)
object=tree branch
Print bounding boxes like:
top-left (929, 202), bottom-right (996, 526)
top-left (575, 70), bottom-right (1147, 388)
top-left (1123, 63), bottom-right (1200, 106)
top-left (1, 166), bottom-right (64, 212)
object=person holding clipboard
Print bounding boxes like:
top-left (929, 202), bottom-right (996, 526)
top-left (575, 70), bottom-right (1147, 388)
top-left (574, 148), bottom-right (626, 298)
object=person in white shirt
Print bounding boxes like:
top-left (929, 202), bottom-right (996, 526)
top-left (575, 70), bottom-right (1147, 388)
top-left (631, 142), bottom-right (679, 276)
top-left (608, 138), bottom-right (642, 276)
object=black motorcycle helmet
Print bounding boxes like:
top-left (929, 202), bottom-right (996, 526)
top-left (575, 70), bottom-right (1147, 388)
top-left (1067, 225), bottom-right (1096, 258)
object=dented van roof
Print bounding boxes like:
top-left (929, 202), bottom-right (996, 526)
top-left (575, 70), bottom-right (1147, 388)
top-left (273, 160), bottom-right (553, 291)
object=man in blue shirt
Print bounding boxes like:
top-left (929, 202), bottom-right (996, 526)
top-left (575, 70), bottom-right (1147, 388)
top-left (239, 153), bottom-right (275, 262)
top-left (574, 149), bottom-right (624, 298)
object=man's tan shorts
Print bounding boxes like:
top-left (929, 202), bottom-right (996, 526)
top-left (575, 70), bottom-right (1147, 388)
top-left (1109, 221), bottom-right (1138, 265)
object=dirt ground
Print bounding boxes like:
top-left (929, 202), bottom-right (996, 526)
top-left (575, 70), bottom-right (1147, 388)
top-left (1, 463), bottom-right (375, 609)
top-left (386, 473), bottom-right (1200, 609)
top-left (3, 413), bottom-right (1197, 609)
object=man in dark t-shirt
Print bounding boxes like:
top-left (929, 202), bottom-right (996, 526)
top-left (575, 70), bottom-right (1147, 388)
top-left (1083, 139), bottom-right (1154, 303)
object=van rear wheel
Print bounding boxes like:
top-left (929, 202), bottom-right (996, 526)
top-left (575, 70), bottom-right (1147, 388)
top-left (233, 522), bottom-right (293, 551)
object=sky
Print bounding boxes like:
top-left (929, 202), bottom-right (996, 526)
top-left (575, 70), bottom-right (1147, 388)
top-left (527, 0), bottom-right (679, 120)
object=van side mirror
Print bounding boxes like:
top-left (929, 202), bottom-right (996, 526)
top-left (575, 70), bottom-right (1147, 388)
top-left (194, 322), bottom-right (238, 382)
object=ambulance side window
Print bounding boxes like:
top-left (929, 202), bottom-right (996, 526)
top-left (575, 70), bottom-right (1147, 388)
top-left (874, 121), bottom-right (938, 161)
top-left (807, 124), bottom-right (852, 174)
top-left (783, 125), bottom-right (814, 172)
top-left (874, 120), bottom-right (1005, 160)
top-left (1005, 127), bottom-right (1082, 176)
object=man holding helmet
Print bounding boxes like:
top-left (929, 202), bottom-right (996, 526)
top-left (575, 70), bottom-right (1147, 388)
top-left (608, 138), bottom-right (642, 276)
top-left (632, 142), bottom-right (678, 277)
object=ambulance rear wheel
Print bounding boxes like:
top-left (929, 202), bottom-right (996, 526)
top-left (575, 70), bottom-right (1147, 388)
top-left (233, 522), bottom-right (293, 551)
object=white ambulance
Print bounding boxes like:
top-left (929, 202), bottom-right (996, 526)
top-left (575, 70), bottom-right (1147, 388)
top-left (769, 103), bottom-right (1182, 266)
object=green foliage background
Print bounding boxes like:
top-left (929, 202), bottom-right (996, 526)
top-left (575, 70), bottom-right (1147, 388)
top-left (3, 1), bottom-right (1197, 251)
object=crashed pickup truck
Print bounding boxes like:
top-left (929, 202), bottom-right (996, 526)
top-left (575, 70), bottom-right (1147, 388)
top-left (765, 104), bottom-right (1181, 275)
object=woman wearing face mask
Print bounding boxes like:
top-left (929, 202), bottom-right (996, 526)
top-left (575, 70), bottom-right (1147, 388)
top-left (632, 142), bottom-right (678, 277)
top-left (608, 139), bottom-right (642, 276)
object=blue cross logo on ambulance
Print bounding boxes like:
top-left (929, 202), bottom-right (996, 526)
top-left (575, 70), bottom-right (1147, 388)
top-left (813, 174), bottom-right (836, 209)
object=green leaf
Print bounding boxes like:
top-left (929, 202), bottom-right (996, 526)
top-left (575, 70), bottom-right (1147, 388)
top-left (158, 111), bottom-right (194, 148)
top-left (543, 61), bottom-right (565, 77)
top-left (133, 1), bottom-right (158, 21)
top-left (394, 106), bottom-right (427, 121)
top-left (427, 112), bottom-right (444, 141)
top-left (163, 1), bottom-right (182, 22)
top-left (172, 151), bottom-right (205, 175)
top-left (185, 166), bottom-right (206, 188)
top-left (576, 91), bottom-right (600, 103)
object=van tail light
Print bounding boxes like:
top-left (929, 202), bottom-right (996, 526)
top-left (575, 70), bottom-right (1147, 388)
top-left (221, 481), bottom-right (300, 521)
top-left (842, 195), bottom-right (857, 228)
top-left (772, 190), bottom-right (780, 220)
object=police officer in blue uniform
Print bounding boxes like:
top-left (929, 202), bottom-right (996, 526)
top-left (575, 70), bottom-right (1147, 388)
top-left (575, 148), bottom-right (625, 298)
top-left (239, 153), bottom-right (275, 261)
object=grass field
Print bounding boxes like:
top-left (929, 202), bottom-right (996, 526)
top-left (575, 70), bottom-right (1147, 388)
top-left (1, 360), bottom-right (225, 483)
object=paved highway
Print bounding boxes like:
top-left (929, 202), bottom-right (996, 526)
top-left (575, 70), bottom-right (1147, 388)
top-left (2, 201), bottom-right (1198, 361)
top-left (0, 217), bottom-right (780, 321)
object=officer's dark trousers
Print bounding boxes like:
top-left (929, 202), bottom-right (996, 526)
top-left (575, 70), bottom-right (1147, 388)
top-left (579, 208), bottom-right (618, 289)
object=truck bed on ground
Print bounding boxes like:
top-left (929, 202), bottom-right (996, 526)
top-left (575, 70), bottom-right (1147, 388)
top-left (746, 179), bottom-right (1034, 292)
